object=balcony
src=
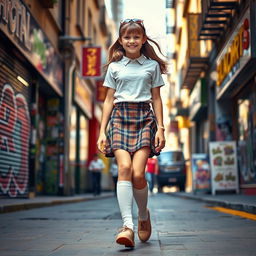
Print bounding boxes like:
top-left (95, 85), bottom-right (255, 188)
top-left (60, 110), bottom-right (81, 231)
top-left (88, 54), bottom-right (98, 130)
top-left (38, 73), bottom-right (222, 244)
top-left (199, 0), bottom-right (238, 40)
top-left (181, 14), bottom-right (208, 90)
top-left (166, 26), bottom-right (175, 34)
top-left (166, 0), bottom-right (176, 8)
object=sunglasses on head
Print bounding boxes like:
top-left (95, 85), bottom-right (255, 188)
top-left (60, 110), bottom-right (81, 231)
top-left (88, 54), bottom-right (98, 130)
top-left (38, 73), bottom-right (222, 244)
top-left (120, 19), bottom-right (144, 26)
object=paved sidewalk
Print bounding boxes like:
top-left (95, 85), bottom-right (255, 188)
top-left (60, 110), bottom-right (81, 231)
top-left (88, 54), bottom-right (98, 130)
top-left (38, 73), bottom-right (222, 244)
top-left (170, 192), bottom-right (256, 214)
top-left (1, 191), bottom-right (256, 215)
top-left (0, 192), bottom-right (114, 214)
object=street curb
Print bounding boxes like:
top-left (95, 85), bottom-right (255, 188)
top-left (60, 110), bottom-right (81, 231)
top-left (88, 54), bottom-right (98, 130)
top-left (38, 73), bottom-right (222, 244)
top-left (170, 193), bottom-right (256, 214)
top-left (0, 194), bottom-right (113, 214)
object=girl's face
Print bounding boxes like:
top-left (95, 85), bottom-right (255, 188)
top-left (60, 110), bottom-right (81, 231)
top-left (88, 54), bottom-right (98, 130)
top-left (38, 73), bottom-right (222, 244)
top-left (119, 31), bottom-right (146, 59)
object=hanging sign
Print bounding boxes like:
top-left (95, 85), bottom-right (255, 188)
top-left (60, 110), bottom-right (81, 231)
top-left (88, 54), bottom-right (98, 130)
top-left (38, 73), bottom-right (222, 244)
top-left (82, 46), bottom-right (101, 78)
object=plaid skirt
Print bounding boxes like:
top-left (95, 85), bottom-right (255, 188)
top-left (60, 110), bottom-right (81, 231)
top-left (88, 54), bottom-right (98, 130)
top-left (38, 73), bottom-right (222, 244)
top-left (105, 102), bottom-right (160, 158)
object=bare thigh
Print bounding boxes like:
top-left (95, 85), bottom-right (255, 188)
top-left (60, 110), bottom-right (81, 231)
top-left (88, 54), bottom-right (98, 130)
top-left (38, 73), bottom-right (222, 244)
top-left (114, 149), bottom-right (132, 181)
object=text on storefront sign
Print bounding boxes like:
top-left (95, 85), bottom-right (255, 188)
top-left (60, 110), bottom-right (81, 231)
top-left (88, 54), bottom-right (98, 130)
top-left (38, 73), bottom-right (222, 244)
top-left (0, 0), bottom-right (31, 50)
top-left (217, 18), bottom-right (250, 87)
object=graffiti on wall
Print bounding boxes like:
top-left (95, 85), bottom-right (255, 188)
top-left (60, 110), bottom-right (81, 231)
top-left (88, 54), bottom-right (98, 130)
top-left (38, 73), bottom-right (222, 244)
top-left (0, 83), bottom-right (30, 197)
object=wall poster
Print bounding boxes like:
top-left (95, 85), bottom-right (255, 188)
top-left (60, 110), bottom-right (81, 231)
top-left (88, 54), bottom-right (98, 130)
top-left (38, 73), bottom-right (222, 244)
top-left (191, 154), bottom-right (211, 194)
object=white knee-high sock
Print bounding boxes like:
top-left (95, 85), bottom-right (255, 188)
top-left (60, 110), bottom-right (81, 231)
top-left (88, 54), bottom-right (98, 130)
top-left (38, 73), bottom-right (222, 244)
top-left (117, 181), bottom-right (134, 230)
top-left (133, 184), bottom-right (148, 221)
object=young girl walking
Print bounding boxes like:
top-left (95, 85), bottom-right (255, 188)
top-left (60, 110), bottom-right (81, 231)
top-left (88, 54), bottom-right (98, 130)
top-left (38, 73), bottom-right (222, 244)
top-left (97, 19), bottom-right (167, 248)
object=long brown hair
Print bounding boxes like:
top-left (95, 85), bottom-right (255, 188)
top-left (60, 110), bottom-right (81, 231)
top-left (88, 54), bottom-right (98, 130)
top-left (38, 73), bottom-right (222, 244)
top-left (106, 22), bottom-right (168, 74)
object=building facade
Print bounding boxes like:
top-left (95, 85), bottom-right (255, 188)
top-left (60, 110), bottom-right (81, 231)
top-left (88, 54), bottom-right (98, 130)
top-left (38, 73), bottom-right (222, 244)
top-left (170, 0), bottom-right (256, 194)
top-left (0, 0), bottom-right (117, 198)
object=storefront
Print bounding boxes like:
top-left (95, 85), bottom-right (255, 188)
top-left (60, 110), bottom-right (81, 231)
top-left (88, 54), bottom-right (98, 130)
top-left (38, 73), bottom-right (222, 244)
top-left (189, 78), bottom-right (208, 154)
top-left (35, 92), bottom-right (64, 195)
top-left (235, 76), bottom-right (256, 194)
top-left (0, 0), bottom-right (63, 197)
top-left (0, 38), bottom-right (32, 198)
top-left (70, 72), bottom-right (92, 194)
top-left (215, 7), bottom-right (256, 194)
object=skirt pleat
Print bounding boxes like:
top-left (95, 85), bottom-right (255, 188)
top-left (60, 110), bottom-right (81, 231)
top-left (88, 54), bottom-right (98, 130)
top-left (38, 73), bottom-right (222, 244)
top-left (105, 102), bottom-right (159, 158)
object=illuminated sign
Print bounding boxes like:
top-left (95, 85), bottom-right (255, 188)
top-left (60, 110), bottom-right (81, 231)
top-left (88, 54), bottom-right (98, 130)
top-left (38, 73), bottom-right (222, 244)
top-left (82, 46), bottom-right (101, 78)
top-left (216, 9), bottom-right (251, 89)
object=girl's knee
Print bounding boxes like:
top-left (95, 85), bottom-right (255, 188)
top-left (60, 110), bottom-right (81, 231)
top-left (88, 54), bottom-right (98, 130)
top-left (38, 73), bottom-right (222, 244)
top-left (118, 162), bottom-right (132, 178)
top-left (132, 172), bottom-right (146, 186)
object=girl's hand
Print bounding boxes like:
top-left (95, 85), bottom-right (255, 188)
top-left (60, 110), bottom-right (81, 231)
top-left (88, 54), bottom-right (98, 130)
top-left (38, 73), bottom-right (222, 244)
top-left (154, 129), bottom-right (165, 153)
top-left (97, 133), bottom-right (107, 154)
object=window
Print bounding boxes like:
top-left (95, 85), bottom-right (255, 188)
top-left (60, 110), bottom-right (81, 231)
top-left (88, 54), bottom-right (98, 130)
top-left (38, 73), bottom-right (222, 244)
top-left (93, 27), bottom-right (97, 44)
top-left (76, 0), bottom-right (85, 35)
top-left (88, 10), bottom-right (92, 39)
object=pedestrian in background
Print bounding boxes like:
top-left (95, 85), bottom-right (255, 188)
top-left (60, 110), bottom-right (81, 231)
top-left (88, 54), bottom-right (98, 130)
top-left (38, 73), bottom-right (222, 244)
top-left (97, 18), bottom-right (166, 248)
top-left (88, 154), bottom-right (105, 196)
top-left (110, 158), bottom-right (118, 195)
top-left (145, 157), bottom-right (158, 195)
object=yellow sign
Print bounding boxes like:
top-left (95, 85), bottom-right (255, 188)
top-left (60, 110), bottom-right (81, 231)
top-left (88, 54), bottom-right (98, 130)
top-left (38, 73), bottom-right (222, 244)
top-left (216, 11), bottom-right (250, 87)
top-left (217, 26), bottom-right (244, 86)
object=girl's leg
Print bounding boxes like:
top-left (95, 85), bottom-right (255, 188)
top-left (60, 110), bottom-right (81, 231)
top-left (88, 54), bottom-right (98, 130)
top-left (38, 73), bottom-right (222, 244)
top-left (132, 147), bottom-right (150, 220)
top-left (132, 147), bottom-right (152, 242)
top-left (114, 149), bottom-right (134, 230)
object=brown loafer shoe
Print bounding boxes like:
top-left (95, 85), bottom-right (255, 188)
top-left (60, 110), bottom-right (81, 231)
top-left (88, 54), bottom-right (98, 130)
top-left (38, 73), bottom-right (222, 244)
top-left (116, 226), bottom-right (135, 247)
top-left (138, 209), bottom-right (151, 242)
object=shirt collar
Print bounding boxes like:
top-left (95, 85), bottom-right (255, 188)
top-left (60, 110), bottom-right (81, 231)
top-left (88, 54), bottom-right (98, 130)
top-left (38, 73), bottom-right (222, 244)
top-left (122, 55), bottom-right (146, 66)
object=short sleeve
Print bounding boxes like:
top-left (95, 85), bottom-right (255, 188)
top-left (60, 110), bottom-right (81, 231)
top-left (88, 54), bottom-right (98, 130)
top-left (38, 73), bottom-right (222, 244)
top-left (152, 63), bottom-right (165, 88)
top-left (103, 64), bottom-right (116, 89)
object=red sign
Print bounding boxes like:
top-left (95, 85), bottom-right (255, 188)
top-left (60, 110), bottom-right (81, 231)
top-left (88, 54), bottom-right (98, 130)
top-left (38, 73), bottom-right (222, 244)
top-left (82, 46), bottom-right (101, 78)
top-left (96, 80), bottom-right (107, 102)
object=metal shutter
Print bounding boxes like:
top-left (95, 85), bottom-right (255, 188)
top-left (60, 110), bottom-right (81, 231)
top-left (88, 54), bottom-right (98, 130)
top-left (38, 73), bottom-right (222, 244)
top-left (0, 44), bottom-right (31, 198)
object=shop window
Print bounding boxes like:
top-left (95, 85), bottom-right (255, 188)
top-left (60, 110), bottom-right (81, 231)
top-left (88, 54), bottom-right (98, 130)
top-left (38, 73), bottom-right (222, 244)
top-left (69, 107), bottom-right (77, 161)
top-left (237, 88), bottom-right (256, 186)
top-left (80, 115), bottom-right (89, 165)
top-left (79, 115), bottom-right (89, 192)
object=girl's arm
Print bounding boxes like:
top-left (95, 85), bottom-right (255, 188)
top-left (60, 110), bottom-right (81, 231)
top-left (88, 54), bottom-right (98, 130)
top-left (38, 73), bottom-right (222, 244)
top-left (97, 88), bottom-right (115, 153)
top-left (151, 87), bottom-right (166, 153)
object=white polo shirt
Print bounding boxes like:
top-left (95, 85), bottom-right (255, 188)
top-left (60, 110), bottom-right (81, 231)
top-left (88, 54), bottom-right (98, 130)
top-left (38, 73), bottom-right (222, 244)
top-left (103, 55), bottom-right (165, 103)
